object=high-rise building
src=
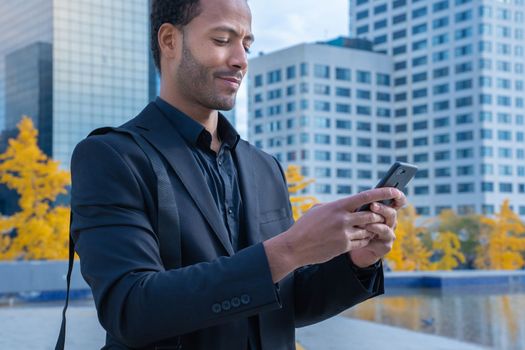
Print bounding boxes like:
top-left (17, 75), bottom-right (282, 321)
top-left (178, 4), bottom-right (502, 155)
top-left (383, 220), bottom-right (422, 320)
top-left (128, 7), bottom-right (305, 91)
top-left (248, 38), bottom-right (395, 203)
top-left (349, 0), bottom-right (525, 216)
top-left (0, 0), bottom-right (156, 169)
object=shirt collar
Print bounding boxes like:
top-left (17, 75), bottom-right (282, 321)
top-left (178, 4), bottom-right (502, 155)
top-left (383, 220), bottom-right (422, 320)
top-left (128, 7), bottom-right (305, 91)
top-left (155, 96), bottom-right (240, 150)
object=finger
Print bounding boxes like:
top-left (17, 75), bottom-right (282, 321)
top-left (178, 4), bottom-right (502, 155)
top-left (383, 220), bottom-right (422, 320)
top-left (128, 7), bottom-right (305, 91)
top-left (347, 211), bottom-right (384, 227)
top-left (346, 230), bottom-right (373, 251)
top-left (346, 228), bottom-right (373, 241)
top-left (365, 239), bottom-right (393, 257)
top-left (337, 188), bottom-right (405, 212)
top-left (364, 223), bottom-right (395, 242)
top-left (389, 189), bottom-right (407, 209)
top-left (370, 202), bottom-right (397, 228)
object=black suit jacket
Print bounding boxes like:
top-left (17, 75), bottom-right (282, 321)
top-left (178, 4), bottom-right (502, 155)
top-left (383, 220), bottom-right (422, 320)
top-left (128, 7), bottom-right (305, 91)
top-left (71, 102), bottom-right (384, 349)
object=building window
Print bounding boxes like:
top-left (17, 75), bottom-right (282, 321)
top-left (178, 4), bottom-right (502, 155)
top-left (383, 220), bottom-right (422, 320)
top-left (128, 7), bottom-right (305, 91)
top-left (337, 168), bottom-right (352, 178)
top-left (254, 74), bottom-right (263, 87)
top-left (500, 183), bottom-right (513, 193)
top-left (376, 73), bottom-right (390, 86)
top-left (337, 152), bottom-right (352, 162)
top-left (267, 69), bottom-right (282, 84)
top-left (314, 151), bottom-right (331, 161)
top-left (336, 87), bottom-right (351, 97)
top-left (286, 65), bottom-right (296, 80)
top-left (316, 184), bottom-right (332, 194)
top-left (314, 64), bottom-right (330, 79)
top-left (357, 154), bottom-right (372, 163)
top-left (336, 136), bottom-right (352, 146)
top-left (435, 184), bottom-right (451, 194)
top-left (336, 120), bottom-right (351, 129)
top-left (337, 185), bottom-right (352, 194)
top-left (458, 183), bottom-right (475, 193)
top-left (412, 6), bottom-right (428, 19)
top-left (356, 70), bottom-right (371, 84)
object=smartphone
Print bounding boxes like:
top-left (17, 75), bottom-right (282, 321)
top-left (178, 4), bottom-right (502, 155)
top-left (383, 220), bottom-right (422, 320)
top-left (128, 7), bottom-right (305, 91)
top-left (358, 161), bottom-right (418, 211)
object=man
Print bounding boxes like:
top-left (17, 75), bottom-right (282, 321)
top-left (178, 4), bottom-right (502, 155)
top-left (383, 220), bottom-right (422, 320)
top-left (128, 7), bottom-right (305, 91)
top-left (70, 0), bottom-right (406, 349)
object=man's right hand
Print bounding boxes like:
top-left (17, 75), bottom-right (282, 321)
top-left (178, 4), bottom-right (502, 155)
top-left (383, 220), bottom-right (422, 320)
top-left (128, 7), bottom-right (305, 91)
top-left (263, 187), bottom-right (404, 283)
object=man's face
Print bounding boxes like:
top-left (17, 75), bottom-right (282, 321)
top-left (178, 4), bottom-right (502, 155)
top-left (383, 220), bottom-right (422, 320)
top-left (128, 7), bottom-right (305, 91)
top-left (170, 0), bottom-right (253, 111)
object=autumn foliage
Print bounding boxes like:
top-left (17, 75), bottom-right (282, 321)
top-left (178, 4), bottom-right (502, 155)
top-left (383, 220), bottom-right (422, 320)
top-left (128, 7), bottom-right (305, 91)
top-left (285, 165), bottom-right (319, 221)
top-left (0, 116), bottom-right (70, 260)
top-left (285, 163), bottom-right (525, 271)
top-left (475, 200), bottom-right (525, 270)
top-left (386, 206), bottom-right (432, 271)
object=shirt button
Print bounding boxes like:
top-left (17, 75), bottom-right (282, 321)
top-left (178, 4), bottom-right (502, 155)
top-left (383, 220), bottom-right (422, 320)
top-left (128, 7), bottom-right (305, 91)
top-left (228, 208), bottom-right (233, 215)
top-left (218, 160), bottom-right (222, 166)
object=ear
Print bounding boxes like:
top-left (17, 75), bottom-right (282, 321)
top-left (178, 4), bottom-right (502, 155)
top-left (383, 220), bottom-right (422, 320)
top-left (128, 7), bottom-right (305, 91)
top-left (158, 23), bottom-right (182, 66)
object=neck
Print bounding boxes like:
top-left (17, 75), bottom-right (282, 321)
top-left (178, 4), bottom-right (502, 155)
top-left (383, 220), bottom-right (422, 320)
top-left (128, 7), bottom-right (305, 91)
top-left (159, 89), bottom-right (220, 144)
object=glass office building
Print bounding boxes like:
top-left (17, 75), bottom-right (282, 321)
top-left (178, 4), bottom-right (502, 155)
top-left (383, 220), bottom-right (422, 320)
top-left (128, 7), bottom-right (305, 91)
top-left (0, 0), bottom-right (156, 169)
top-left (349, 0), bottom-right (525, 217)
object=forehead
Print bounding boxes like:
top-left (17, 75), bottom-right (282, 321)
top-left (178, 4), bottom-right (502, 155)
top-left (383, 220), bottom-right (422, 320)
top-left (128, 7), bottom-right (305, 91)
top-left (193, 0), bottom-right (252, 33)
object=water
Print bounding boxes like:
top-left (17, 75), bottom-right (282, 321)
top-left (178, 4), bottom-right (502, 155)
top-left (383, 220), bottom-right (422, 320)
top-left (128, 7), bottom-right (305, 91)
top-left (343, 286), bottom-right (525, 350)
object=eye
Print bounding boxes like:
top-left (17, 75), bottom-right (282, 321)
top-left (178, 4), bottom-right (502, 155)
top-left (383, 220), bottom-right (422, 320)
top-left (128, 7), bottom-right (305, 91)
top-left (213, 38), bottom-right (228, 45)
top-left (244, 46), bottom-right (251, 54)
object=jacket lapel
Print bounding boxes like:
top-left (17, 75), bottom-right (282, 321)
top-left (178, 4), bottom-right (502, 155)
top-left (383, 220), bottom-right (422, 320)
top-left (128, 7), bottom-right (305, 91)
top-left (127, 103), bottom-right (235, 256)
top-left (234, 140), bottom-right (261, 246)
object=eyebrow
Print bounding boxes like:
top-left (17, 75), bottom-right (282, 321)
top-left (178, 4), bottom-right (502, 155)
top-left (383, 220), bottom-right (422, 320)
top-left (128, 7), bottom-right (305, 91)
top-left (211, 26), bottom-right (255, 44)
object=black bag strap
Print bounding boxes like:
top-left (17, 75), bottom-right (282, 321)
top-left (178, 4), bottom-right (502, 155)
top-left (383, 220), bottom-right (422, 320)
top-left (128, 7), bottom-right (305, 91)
top-left (55, 127), bottom-right (181, 349)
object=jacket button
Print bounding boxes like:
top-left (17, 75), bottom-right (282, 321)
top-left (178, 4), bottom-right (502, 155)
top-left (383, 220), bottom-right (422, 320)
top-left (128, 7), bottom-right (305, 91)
top-left (212, 303), bottom-right (222, 313)
top-left (231, 297), bottom-right (241, 308)
top-left (241, 294), bottom-right (251, 305)
top-left (221, 300), bottom-right (231, 310)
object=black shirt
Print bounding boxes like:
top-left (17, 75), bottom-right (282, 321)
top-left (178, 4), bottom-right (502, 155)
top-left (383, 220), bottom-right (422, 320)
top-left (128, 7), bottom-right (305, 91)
top-left (155, 97), bottom-right (244, 251)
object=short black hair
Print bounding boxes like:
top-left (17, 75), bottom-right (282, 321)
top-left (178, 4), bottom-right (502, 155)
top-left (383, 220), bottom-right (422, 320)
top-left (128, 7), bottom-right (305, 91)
top-left (150, 0), bottom-right (203, 72)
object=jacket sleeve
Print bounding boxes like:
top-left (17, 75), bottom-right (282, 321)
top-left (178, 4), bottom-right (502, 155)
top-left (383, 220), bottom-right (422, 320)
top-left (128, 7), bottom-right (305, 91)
top-left (71, 136), bottom-right (281, 348)
top-left (270, 157), bottom-right (384, 328)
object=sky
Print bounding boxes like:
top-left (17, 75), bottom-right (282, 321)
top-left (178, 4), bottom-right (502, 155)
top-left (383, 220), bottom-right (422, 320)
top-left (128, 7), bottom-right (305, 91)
top-left (235, 0), bottom-right (350, 138)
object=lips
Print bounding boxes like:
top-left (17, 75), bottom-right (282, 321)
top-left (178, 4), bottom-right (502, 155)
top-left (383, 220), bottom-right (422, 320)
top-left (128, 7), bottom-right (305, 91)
top-left (218, 76), bottom-right (241, 85)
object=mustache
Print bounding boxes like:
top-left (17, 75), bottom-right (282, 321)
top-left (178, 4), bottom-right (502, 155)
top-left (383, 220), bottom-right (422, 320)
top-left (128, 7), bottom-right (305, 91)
top-left (214, 71), bottom-right (244, 81)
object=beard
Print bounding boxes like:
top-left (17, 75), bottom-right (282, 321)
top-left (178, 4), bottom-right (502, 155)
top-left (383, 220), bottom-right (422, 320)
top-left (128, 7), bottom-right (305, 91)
top-left (175, 34), bottom-right (239, 111)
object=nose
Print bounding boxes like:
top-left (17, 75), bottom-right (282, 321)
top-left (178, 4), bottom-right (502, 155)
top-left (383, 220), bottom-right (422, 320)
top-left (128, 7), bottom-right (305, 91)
top-left (228, 41), bottom-right (248, 72)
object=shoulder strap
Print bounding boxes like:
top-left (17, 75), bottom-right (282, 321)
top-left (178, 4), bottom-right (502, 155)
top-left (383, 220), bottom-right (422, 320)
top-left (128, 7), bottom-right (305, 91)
top-left (55, 127), bottom-right (180, 349)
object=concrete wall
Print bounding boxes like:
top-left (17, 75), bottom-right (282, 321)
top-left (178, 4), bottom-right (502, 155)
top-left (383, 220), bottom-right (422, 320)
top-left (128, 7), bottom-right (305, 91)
top-left (0, 260), bottom-right (88, 294)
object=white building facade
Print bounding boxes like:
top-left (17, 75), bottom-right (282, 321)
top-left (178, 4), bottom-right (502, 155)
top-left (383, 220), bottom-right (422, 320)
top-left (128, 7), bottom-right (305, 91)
top-left (349, 0), bottom-right (525, 216)
top-left (248, 39), bottom-right (398, 203)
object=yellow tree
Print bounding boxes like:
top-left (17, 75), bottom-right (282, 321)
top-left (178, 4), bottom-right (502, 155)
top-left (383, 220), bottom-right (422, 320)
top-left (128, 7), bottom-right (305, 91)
top-left (0, 116), bottom-right (70, 260)
top-left (386, 206), bottom-right (432, 271)
top-left (475, 200), bottom-right (525, 270)
top-left (431, 231), bottom-right (465, 270)
top-left (285, 165), bottom-right (319, 220)
top-left (434, 209), bottom-right (482, 269)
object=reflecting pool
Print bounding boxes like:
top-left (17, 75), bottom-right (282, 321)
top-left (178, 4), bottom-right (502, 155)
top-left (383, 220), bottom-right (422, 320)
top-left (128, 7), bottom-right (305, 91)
top-left (343, 286), bottom-right (525, 350)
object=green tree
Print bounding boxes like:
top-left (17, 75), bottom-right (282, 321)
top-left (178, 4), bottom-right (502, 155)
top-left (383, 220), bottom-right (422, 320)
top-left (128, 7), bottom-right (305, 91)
top-left (0, 116), bottom-right (70, 260)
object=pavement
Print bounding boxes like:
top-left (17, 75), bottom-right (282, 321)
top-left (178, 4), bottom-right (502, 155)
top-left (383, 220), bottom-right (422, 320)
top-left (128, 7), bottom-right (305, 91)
top-left (0, 301), bottom-right (489, 349)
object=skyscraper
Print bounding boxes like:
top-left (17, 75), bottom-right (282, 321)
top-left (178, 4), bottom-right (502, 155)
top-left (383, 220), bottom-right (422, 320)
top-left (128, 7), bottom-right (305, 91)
top-left (0, 0), bottom-right (156, 169)
top-left (349, 0), bottom-right (525, 216)
top-left (248, 38), bottom-right (395, 203)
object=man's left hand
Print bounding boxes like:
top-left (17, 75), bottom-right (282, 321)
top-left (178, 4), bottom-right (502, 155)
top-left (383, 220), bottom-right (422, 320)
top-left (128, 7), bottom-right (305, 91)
top-left (349, 193), bottom-right (406, 268)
